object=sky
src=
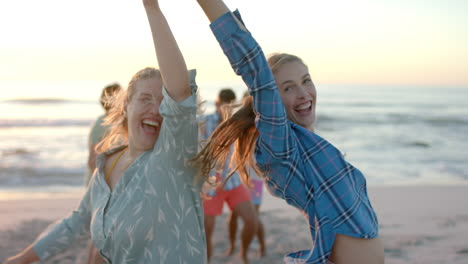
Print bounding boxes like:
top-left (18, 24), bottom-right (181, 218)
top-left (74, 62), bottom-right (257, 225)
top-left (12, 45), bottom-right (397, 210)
top-left (0, 0), bottom-right (467, 100)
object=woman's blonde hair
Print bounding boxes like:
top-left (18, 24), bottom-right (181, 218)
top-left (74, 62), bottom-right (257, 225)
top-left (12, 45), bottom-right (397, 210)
top-left (96, 67), bottom-right (161, 153)
top-left (267, 53), bottom-right (308, 74)
top-left (193, 53), bottom-right (306, 185)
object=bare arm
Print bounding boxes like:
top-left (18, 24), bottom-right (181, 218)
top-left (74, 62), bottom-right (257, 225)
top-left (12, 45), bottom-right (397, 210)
top-left (144, 0), bottom-right (190, 102)
top-left (2, 245), bottom-right (39, 264)
top-left (196, 0), bottom-right (230, 23)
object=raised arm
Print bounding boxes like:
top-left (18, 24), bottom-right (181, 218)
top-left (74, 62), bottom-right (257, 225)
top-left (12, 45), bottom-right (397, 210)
top-left (196, 0), bottom-right (294, 161)
top-left (196, 0), bottom-right (229, 23)
top-left (144, 0), bottom-right (190, 101)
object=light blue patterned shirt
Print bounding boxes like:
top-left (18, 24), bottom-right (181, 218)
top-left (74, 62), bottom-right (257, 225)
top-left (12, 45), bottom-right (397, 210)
top-left (210, 11), bottom-right (379, 264)
top-left (198, 112), bottom-right (242, 194)
top-left (33, 70), bottom-right (207, 264)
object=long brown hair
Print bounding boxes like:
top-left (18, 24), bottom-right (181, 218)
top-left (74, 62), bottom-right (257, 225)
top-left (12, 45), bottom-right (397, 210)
top-left (193, 96), bottom-right (260, 185)
top-left (96, 67), bottom-right (161, 153)
top-left (193, 53), bottom-right (306, 185)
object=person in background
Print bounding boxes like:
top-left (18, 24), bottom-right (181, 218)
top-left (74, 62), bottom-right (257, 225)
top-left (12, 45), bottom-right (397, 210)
top-left (85, 83), bottom-right (121, 186)
top-left (199, 88), bottom-right (257, 264)
top-left (2, 0), bottom-right (207, 263)
top-left (226, 92), bottom-right (266, 258)
top-left (193, 0), bottom-right (384, 263)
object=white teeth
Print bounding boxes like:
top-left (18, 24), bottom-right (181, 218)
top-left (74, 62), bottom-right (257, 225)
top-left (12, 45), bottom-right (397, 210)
top-left (143, 120), bottom-right (159, 127)
top-left (296, 102), bottom-right (312, 110)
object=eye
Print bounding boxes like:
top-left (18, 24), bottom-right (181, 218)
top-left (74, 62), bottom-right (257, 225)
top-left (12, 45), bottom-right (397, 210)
top-left (140, 97), bottom-right (152, 104)
top-left (284, 86), bottom-right (294, 92)
top-left (303, 78), bottom-right (312, 85)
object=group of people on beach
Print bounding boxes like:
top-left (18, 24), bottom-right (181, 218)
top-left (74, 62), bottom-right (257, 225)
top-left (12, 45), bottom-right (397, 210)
top-left (3, 0), bottom-right (384, 263)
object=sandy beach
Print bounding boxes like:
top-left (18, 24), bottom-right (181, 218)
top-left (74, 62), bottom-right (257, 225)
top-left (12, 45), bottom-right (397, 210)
top-left (1, 185), bottom-right (467, 264)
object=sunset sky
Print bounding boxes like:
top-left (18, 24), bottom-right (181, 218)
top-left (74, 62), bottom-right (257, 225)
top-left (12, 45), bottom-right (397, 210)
top-left (0, 0), bottom-right (466, 100)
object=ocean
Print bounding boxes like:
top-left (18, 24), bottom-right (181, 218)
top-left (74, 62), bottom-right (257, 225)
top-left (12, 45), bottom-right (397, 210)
top-left (1, 85), bottom-right (467, 200)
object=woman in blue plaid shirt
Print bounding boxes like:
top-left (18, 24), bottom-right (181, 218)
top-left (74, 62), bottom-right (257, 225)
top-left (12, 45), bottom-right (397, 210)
top-left (193, 0), bottom-right (384, 263)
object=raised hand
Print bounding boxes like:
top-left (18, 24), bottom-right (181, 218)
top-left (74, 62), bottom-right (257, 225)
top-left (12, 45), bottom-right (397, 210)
top-left (144, 0), bottom-right (190, 101)
top-left (142, 0), bottom-right (159, 10)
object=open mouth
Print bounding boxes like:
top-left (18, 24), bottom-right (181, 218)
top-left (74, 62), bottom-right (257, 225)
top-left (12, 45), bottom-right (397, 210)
top-left (294, 101), bottom-right (312, 116)
top-left (142, 119), bottom-right (160, 135)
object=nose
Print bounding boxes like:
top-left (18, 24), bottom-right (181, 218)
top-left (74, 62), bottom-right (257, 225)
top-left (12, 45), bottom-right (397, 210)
top-left (297, 85), bottom-right (309, 99)
top-left (148, 101), bottom-right (160, 115)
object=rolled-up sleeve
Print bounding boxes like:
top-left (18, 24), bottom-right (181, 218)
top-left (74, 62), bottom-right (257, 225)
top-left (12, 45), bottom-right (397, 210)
top-left (210, 11), bottom-right (295, 164)
top-left (155, 69), bottom-right (200, 187)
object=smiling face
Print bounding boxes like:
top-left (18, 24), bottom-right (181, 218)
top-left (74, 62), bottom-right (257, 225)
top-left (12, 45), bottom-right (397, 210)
top-left (126, 76), bottom-right (164, 152)
top-left (273, 60), bottom-right (317, 131)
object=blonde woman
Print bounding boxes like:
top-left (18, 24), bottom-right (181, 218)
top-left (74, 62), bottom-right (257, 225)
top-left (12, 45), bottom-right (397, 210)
top-left (193, 0), bottom-right (384, 263)
top-left (2, 0), bottom-right (206, 263)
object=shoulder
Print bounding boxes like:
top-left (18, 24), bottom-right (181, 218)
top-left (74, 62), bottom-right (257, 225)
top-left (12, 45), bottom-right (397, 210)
top-left (92, 114), bottom-right (106, 128)
top-left (98, 145), bottom-right (127, 167)
top-left (96, 114), bottom-right (105, 122)
top-left (89, 114), bottom-right (106, 138)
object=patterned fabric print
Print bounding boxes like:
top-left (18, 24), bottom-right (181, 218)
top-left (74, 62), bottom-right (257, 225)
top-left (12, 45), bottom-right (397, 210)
top-left (210, 11), bottom-right (379, 264)
top-left (33, 70), bottom-right (207, 264)
top-left (198, 112), bottom-right (242, 195)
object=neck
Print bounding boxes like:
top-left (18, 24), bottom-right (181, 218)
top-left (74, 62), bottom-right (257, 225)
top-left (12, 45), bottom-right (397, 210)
top-left (302, 123), bottom-right (314, 132)
top-left (126, 146), bottom-right (144, 162)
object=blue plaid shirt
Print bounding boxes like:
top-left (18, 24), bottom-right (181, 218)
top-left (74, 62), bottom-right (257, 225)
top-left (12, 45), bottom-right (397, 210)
top-left (210, 11), bottom-right (379, 264)
top-left (199, 112), bottom-right (242, 194)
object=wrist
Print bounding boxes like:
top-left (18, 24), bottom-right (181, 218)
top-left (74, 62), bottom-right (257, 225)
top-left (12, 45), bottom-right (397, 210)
top-left (143, 1), bottom-right (160, 12)
top-left (19, 246), bottom-right (40, 263)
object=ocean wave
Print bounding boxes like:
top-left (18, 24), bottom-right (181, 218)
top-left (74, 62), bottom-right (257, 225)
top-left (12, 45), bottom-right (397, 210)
top-left (3, 98), bottom-right (93, 104)
top-left (1, 148), bottom-right (39, 157)
top-left (406, 141), bottom-right (431, 148)
top-left (425, 117), bottom-right (468, 126)
top-left (0, 119), bottom-right (93, 128)
top-left (2, 113), bottom-right (465, 129)
top-left (317, 113), bottom-right (468, 126)
top-left (319, 100), bottom-right (462, 109)
top-left (0, 167), bottom-right (85, 187)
